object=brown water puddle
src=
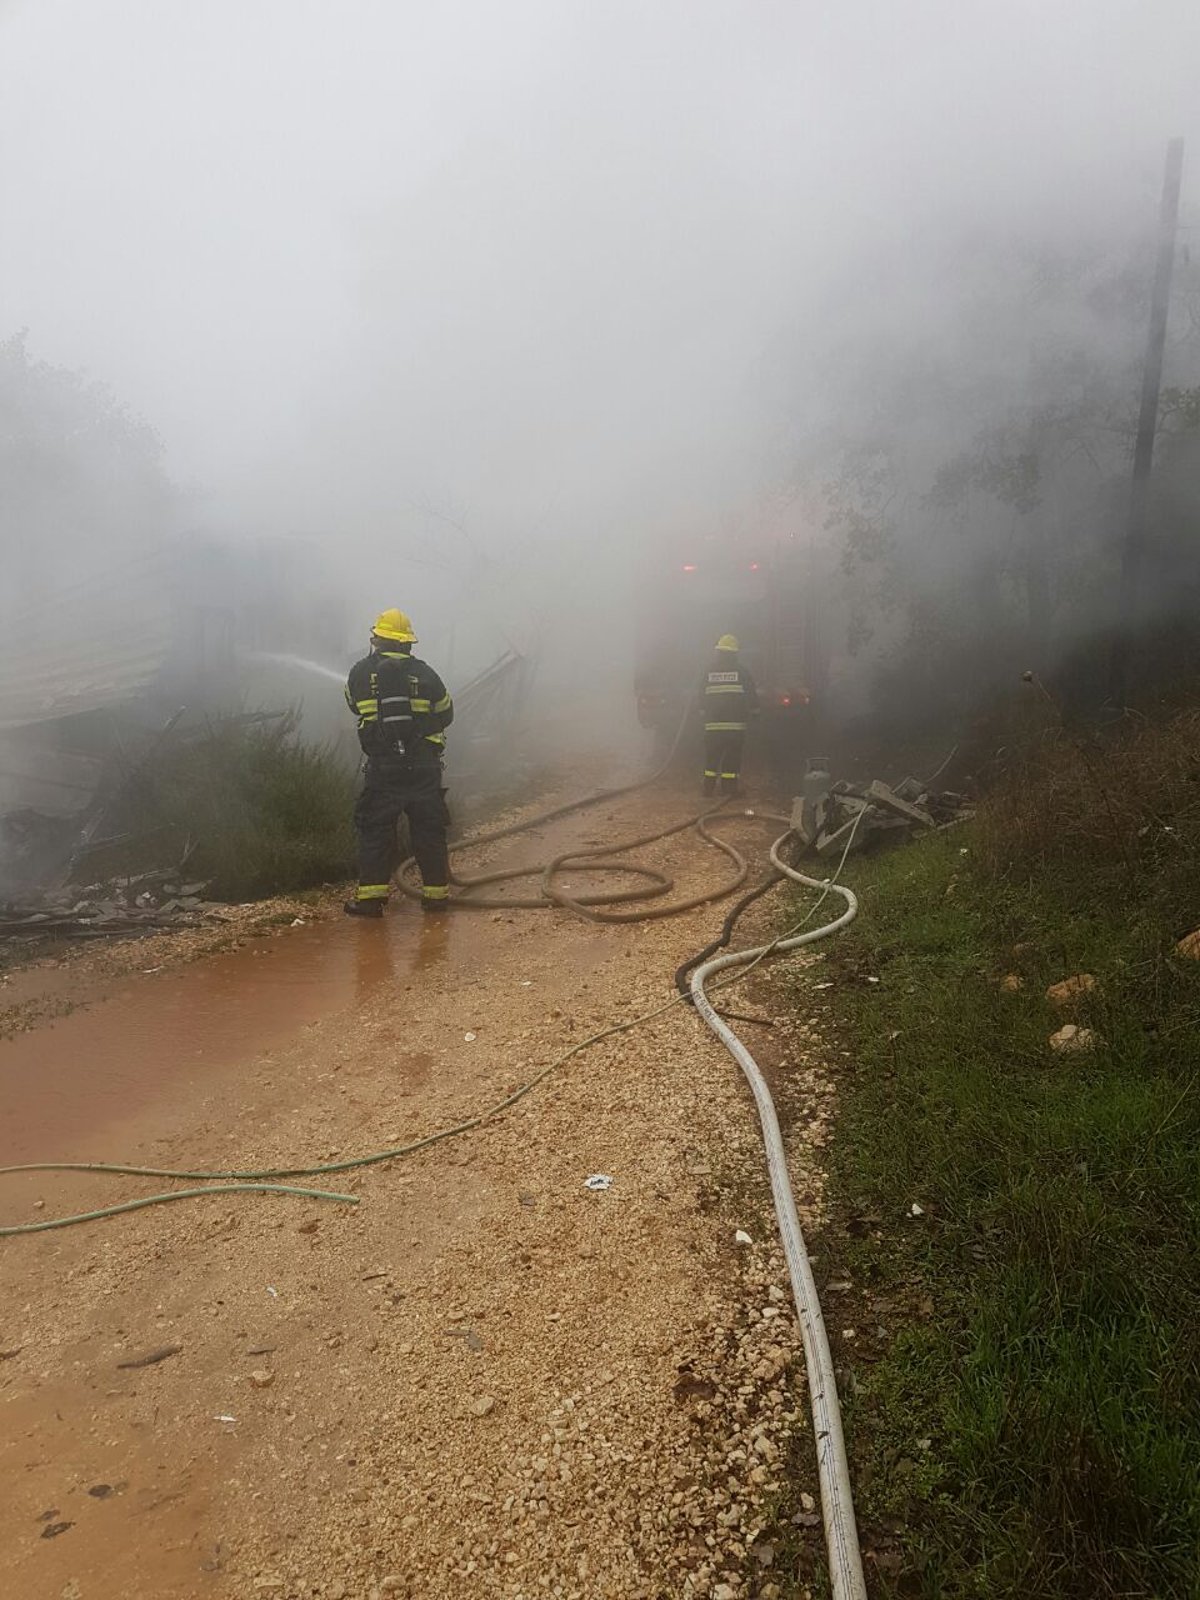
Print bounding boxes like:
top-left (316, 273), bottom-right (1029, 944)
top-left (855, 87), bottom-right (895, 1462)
top-left (0, 961), bottom-right (84, 1008)
top-left (0, 913), bottom-right (486, 1165)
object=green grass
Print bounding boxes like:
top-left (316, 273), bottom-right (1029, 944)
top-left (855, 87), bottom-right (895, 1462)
top-left (790, 768), bottom-right (1200, 1596)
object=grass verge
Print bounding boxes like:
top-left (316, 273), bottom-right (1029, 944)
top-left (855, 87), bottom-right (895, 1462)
top-left (786, 713), bottom-right (1200, 1599)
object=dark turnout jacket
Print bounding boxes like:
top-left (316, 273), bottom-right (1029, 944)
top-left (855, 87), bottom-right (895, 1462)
top-left (345, 647), bottom-right (453, 764)
top-left (700, 656), bottom-right (757, 730)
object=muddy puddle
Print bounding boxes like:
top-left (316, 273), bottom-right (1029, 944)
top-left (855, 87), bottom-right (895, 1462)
top-left (0, 913), bottom-right (486, 1164)
top-left (0, 962), bottom-right (84, 1009)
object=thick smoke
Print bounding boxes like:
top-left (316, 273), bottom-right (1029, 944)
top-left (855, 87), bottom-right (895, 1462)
top-left (0, 1), bottom-right (1198, 749)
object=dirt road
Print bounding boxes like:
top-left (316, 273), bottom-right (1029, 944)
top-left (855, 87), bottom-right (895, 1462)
top-left (0, 785), bottom-right (834, 1600)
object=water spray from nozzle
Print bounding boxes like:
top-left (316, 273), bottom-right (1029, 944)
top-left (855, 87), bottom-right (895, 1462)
top-left (246, 652), bottom-right (345, 685)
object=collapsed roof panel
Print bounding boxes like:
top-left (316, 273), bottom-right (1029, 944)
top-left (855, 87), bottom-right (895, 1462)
top-left (0, 547), bottom-right (175, 732)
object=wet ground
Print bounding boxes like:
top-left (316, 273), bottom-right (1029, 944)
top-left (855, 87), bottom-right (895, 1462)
top-left (0, 786), bottom-right (827, 1600)
top-left (0, 915), bottom-right (482, 1166)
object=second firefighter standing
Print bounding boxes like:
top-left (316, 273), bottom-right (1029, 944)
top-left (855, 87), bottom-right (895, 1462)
top-left (701, 633), bottom-right (756, 796)
top-left (344, 608), bottom-right (454, 917)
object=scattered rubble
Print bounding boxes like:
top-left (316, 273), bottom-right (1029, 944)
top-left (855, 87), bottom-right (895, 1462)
top-left (793, 770), bottom-right (972, 857)
top-left (865, 778), bottom-right (936, 828)
top-left (999, 973), bottom-right (1024, 993)
top-left (0, 871), bottom-right (222, 941)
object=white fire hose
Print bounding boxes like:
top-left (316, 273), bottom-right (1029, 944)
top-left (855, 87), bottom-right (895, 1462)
top-left (689, 824), bottom-right (867, 1600)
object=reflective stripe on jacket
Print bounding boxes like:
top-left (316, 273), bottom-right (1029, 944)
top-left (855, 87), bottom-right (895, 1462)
top-left (701, 661), bottom-right (756, 731)
top-left (345, 649), bottom-right (453, 760)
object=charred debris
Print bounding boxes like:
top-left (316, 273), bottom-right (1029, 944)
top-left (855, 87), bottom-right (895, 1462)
top-left (792, 765), bottom-right (972, 857)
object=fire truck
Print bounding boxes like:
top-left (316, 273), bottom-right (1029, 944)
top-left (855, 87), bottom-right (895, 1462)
top-left (632, 532), bottom-right (832, 786)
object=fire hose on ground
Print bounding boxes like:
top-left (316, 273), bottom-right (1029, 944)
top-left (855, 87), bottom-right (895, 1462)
top-left (1, 751), bottom-right (869, 1598)
top-left (689, 821), bottom-right (867, 1600)
top-left (0, 704), bottom-right (729, 1236)
top-left (0, 802), bottom-right (794, 1229)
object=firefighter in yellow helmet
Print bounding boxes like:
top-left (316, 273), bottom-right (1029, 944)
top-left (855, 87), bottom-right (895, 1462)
top-left (700, 634), bottom-right (756, 796)
top-left (343, 609), bottom-right (455, 916)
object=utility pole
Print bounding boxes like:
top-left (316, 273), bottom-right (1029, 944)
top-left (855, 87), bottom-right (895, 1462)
top-left (1110, 136), bottom-right (1185, 705)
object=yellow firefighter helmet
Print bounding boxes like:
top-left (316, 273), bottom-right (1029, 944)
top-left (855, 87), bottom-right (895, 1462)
top-left (372, 609), bottom-right (418, 644)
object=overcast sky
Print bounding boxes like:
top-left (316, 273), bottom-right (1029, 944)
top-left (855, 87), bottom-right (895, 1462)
top-left (2, 0), bottom-right (1198, 657)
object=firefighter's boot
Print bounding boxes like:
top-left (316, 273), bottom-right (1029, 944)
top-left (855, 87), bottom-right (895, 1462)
top-left (344, 898), bottom-right (385, 919)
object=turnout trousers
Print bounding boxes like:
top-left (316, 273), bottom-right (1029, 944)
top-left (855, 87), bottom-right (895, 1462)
top-left (352, 758), bottom-right (451, 905)
top-left (702, 728), bottom-right (745, 795)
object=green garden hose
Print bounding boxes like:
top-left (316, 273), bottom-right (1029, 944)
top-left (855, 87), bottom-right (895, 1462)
top-left (1, 1182), bottom-right (358, 1237)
